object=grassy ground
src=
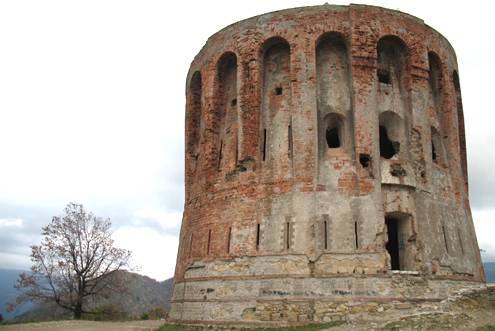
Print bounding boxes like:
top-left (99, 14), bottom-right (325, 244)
top-left (474, 326), bottom-right (495, 331)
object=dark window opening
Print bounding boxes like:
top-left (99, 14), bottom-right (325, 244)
top-left (378, 68), bottom-right (391, 84)
top-left (227, 227), bottom-right (231, 254)
top-left (217, 140), bottom-right (223, 170)
top-left (288, 125), bottom-right (293, 159)
top-left (385, 217), bottom-right (400, 270)
top-left (354, 221), bottom-right (359, 250)
top-left (231, 98), bottom-right (237, 106)
top-left (256, 224), bottom-right (260, 250)
top-left (207, 229), bottom-right (212, 255)
top-left (326, 127), bottom-right (341, 148)
top-left (286, 222), bottom-right (291, 249)
top-left (275, 87), bottom-right (283, 95)
top-left (324, 220), bottom-right (328, 250)
top-left (359, 154), bottom-right (371, 168)
top-left (379, 126), bottom-right (397, 159)
top-left (262, 129), bottom-right (267, 161)
top-left (432, 141), bottom-right (437, 161)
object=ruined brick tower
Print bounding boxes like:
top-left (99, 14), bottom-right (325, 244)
top-left (171, 5), bottom-right (485, 325)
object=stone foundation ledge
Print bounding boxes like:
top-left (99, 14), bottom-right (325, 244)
top-left (170, 278), bottom-right (486, 324)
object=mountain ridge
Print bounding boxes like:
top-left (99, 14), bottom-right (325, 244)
top-left (0, 269), bottom-right (173, 321)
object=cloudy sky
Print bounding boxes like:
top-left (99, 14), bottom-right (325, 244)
top-left (0, 0), bottom-right (494, 281)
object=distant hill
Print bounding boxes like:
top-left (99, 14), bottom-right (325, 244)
top-left (484, 262), bottom-right (495, 283)
top-left (0, 269), bottom-right (173, 321)
top-left (0, 269), bottom-right (33, 320)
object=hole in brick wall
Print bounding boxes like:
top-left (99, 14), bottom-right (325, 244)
top-left (379, 126), bottom-right (397, 159)
top-left (231, 98), bottom-right (237, 106)
top-left (377, 68), bottom-right (391, 84)
top-left (326, 127), bottom-right (341, 148)
top-left (275, 87), bottom-right (283, 95)
top-left (359, 154), bottom-right (371, 168)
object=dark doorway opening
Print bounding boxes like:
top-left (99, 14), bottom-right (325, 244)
top-left (385, 217), bottom-right (400, 270)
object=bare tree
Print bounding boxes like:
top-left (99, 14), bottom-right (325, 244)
top-left (12, 203), bottom-right (131, 319)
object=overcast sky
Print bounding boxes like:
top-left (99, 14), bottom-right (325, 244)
top-left (0, 0), bottom-right (494, 281)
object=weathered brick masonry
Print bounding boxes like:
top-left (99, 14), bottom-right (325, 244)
top-left (171, 4), bottom-right (485, 325)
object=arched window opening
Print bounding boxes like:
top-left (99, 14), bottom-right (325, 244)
top-left (379, 111), bottom-right (403, 159)
top-left (326, 127), bottom-right (340, 148)
top-left (377, 36), bottom-right (408, 87)
top-left (380, 126), bottom-right (397, 159)
top-left (323, 113), bottom-right (344, 149)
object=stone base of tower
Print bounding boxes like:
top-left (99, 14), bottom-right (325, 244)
top-left (170, 257), bottom-right (485, 326)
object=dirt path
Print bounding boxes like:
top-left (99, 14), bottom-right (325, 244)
top-left (0, 320), bottom-right (164, 331)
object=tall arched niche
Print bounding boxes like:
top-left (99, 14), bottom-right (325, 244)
top-left (215, 52), bottom-right (238, 174)
top-left (260, 37), bottom-right (292, 179)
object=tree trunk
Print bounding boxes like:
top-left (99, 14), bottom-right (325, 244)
top-left (74, 302), bottom-right (82, 319)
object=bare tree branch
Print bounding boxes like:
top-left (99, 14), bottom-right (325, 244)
top-left (11, 203), bottom-right (132, 319)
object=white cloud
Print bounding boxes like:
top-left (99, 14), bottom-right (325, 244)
top-left (133, 208), bottom-right (182, 231)
top-left (0, 252), bottom-right (31, 271)
top-left (473, 209), bottom-right (495, 262)
top-left (113, 225), bottom-right (179, 281)
top-left (0, 218), bottom-right (23, 228)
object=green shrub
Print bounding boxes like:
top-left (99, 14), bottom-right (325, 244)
top-left (90, 303), bottom-right (128, 321)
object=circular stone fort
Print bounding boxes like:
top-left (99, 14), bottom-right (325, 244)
top-left (170, 4), bottom-right (485, 326)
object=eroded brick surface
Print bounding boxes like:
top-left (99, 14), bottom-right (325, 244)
top-left (172, 4), bottom-right (485, 325)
